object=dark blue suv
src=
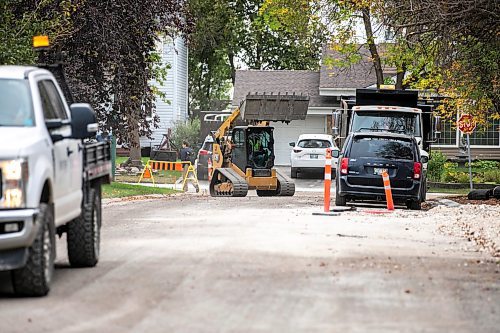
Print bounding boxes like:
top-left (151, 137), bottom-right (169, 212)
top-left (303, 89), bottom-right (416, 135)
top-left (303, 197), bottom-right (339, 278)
top-left (333, 132), bottom-right (428, 210)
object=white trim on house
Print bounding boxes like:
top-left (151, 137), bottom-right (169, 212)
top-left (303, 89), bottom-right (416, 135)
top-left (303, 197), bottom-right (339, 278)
top-left (319, 88), bottom-right (356, 96)
top-left (307, 107), bottom-right (336, 115)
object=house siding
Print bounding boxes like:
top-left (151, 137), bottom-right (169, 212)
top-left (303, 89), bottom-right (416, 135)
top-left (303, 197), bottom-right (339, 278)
top-left (140, 36), bottom-right (188, 148)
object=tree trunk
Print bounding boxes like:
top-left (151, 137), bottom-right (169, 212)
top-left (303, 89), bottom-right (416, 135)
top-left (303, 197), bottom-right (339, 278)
top-left (228, 51), bottom-right (236, 85)
top-left (128, 119), bottom-right (143, 168)
top-left (361, 8), bottom-right (384, 88)
top-left (395, 65), bottom-right (406, 90)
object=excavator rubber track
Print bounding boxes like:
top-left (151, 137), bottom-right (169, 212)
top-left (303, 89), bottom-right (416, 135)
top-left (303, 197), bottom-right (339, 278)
top-left (210, 168), bottom-right (249, 197)
top-left (276, 170), bottom-right (295, 196)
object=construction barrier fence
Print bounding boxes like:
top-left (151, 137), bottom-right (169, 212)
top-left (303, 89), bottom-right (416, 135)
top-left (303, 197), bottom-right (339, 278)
top-left (138, 160), bottom-right (199, 191)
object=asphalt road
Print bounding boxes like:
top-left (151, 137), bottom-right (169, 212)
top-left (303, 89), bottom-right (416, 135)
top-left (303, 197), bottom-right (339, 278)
top-left (0, 190), bottom-right (498, 332)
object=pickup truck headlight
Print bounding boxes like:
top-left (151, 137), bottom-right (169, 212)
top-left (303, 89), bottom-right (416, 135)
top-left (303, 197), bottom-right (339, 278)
top-left (1, 159), bottom-right (28, 208)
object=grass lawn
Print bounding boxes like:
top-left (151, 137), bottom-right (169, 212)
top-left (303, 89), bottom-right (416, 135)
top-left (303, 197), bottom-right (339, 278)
top-left (428, 187), bottom-right (470, 195)
top-left (102, 182), bottom-right (179, 198)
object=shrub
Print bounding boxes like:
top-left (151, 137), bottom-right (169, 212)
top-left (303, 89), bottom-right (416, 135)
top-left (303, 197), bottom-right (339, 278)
top-left (171, 118), bottom-right (201, 152)
top-left (482, 169), bottom-right (500, 183)
top-left (442, 171), bottom-right (470, 183)
top-left (467, 160), bottom-right (500, 170)
top-left (428, 151), bottom-right (447, 182)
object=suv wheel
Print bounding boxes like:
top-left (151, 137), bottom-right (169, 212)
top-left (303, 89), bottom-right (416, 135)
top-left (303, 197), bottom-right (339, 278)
top-left (335, 181), bottom-right (346, 206)
top-left (67, 186), bottom-right (101, 267)
top-left (290, 167), bottom-right (298, 178)
top-left (407, 200), bottom-right (422, 210)
top-left (12, 203), bottom-right (55, 296)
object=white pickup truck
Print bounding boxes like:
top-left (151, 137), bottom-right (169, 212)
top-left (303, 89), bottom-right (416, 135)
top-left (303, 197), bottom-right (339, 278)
top-left (0, 65), bottom-right (111, 296)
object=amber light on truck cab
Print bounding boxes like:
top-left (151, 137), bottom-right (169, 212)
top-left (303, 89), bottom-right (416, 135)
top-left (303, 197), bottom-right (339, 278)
top-left (0, 159), bottom-right (29, 208)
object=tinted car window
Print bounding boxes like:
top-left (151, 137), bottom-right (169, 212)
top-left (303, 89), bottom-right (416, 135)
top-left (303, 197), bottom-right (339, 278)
top-left (0, 79), bottom-right (35, 127)
top-left (350, 137), bottom-right (414, 160)
top-left (298, 139), bottom-right (331, 148)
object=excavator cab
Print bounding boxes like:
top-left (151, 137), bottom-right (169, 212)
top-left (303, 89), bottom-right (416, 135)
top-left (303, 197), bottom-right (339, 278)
top-left (231, 126), bottom-right (275, 174)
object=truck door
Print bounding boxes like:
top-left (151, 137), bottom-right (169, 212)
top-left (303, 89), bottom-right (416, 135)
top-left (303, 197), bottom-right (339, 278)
top-left (37, 79), bottom-right (81, 225)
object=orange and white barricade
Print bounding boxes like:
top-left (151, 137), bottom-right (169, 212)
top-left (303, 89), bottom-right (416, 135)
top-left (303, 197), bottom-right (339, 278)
top-left (381, 171), bottom-right (394, 211)
top-left (324, 148), bottom-right (332, 212)
top-left (138, 160), bottom-right (199, 190)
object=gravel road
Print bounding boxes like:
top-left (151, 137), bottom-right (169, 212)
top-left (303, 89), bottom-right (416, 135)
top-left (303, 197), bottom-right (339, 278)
top-left (0, 193), bottom-right (498, 333)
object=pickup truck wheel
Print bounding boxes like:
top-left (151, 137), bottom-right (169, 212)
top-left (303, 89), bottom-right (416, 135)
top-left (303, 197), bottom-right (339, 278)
top-left (11, 203), bottom-right (55, 296)
top-left (67, 187), bottom-right (101, 267)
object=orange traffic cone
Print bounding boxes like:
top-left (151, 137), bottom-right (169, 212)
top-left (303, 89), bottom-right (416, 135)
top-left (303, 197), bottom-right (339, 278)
top-left (143, 167), bottom-right (152, 179)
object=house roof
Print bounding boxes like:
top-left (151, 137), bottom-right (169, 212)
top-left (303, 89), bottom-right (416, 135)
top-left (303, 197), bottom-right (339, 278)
top-left (232, 70), bottom-right (337, 108)
top-left (319, 44), bottom-right (397, 89)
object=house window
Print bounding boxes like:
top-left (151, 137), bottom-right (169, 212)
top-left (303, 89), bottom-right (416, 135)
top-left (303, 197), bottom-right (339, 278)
top-left (436, 119), bottom-right (457, 146)
top-left (468, 119), bottom-right (500, 146)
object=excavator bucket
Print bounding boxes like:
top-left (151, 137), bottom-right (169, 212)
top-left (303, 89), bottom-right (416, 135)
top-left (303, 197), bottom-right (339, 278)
top-left (240, 93), bottom-right (309, 122)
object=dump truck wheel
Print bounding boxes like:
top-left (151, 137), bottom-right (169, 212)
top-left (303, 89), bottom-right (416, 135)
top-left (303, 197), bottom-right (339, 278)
top-left (11, 203), bottom-right (55, 296)
top-left (67, 187), bottom-right (101, 267)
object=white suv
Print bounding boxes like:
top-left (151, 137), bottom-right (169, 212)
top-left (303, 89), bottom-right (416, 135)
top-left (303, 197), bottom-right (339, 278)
top-left (289, 134), bottom-right (339, 178)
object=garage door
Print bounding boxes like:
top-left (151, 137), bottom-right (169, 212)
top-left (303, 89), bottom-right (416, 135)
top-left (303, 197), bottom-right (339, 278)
top-left (271, 116), bottom-right (326, 165)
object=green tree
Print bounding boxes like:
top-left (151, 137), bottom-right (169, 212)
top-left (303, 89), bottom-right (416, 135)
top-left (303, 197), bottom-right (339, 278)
top-left (187, 0), bottom-right (326, 112)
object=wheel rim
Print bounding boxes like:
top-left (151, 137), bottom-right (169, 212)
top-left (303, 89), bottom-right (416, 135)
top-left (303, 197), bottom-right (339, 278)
top-left (93, 207), bottom-right (100, 258)
top-left (43, 225), bottom-right (52, 283)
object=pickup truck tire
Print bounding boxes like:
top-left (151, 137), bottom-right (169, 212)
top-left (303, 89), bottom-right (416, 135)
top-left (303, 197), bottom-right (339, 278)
top-left (67, 187), bottom-right (101, 267)
top-left (290, 168), bottom-right (298, 178)
top-left (11, 203), bottom-right (55, 296)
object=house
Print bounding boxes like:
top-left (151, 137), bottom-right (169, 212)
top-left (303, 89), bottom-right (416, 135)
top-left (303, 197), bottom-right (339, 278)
top-left (140, 36), bottom-right (189, 150)
top-left (232, 46), bottom-right (500, 165)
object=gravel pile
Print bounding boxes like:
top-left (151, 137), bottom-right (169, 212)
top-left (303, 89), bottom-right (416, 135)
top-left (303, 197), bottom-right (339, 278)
top-left (432, 204), bottom-right (500, 258)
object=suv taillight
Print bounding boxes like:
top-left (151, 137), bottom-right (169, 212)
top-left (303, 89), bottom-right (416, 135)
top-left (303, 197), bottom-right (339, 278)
top-left (413, 162), bottom-right (422, 179)
top-left (199, 149), bottom-right (210, 155)
top-left (293, 148), bottom-right (302, 153)
top-left (340, 158), bottom-right (349, 175)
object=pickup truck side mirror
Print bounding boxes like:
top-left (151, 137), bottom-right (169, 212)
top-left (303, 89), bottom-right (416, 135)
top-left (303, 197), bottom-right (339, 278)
top-left (70, 103), bottom-right (98, 139)
top-left (289, 142), bottom-right (295, 147)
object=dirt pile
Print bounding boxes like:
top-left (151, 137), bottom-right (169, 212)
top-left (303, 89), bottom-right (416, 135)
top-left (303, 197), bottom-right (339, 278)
top-left (433, 204), bottom-right (500, 258)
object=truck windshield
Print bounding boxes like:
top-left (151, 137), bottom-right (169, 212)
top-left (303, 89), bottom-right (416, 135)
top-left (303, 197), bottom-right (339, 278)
top-left (351, 111), bottom-right (421, 136)
top-left (0, 79), bottom-right (35, 127)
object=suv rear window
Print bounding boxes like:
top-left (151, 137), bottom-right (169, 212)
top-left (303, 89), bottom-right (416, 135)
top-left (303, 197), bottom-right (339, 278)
top-left (298, 139), bottom-right (331, 148)
top-left (350, 137), bottom-right (414, 160)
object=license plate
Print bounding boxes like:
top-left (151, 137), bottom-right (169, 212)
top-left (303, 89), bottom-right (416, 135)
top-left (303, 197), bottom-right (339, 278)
top-left (310, 154), bottom-right (318, 159)
top-left (374, 168), bottom-right (388, 175)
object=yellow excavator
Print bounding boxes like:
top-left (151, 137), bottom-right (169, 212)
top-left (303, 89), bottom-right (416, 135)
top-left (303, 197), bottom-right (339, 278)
top-left (209, 94), bottom-right (309, 197)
